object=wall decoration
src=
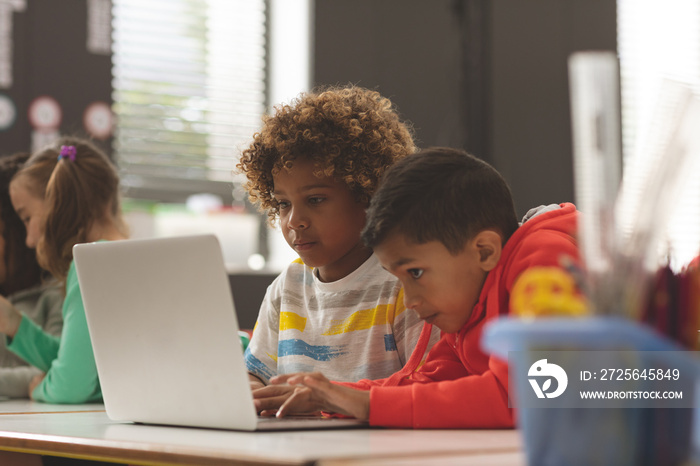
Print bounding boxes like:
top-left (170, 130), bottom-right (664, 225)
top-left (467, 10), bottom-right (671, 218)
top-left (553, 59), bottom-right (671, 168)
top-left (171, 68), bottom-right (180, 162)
top-left (0, 2), bottom-right (112, 156)
top-left (83, 100), bottom-right (113, 139)
top-left (28, 95), bottom-right (62, 130)
top-left (0, 93), bottom-right (16, 130)
top-left (28, 95), bottom-right (62, 152)
top-left (31, 129), bottom-right (60, 153)
top-left (87, 0), bottom-right (112, 55)
top-left (0, 0), bottom-right (25, 88)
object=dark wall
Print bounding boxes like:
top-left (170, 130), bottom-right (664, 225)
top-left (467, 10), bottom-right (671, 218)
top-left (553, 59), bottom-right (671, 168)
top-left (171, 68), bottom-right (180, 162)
top-left (0, 0), bottom-right (113, 157)
top-left (313, 0), bottom-right (617, 216)
top-left (314, 0), bottom-right (466, 150)
top-left (489, 0), bottom-right (617, 214)
top-left (228, 272), bottom-right (277, 330)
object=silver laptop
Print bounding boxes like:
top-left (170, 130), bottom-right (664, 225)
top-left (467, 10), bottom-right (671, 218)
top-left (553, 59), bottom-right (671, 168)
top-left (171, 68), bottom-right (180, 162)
top-left (74, 234), bottom-right (366, 431)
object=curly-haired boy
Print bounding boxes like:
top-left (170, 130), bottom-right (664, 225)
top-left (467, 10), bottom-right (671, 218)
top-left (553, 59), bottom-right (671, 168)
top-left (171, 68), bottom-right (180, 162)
top-left (237, 85), bottom-right (439, 410)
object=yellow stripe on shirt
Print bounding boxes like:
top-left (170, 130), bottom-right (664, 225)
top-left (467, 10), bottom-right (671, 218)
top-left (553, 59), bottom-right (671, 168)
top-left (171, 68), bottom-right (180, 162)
top-left (323, 304), bottom-right (393, 335)
top-left (280, 312), bottom-right (307, 332)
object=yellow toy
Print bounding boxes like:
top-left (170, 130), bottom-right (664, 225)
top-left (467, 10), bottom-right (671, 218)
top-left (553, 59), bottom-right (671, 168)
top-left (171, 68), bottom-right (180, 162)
top-left (511, 267), bottom-right (588, 317)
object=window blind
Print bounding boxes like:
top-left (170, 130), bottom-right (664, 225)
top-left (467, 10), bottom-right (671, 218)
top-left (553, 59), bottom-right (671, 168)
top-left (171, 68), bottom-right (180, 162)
top-left (617, 0), bottom-right (700, 270)
top-left (112, 0), bottom-right (267, 203)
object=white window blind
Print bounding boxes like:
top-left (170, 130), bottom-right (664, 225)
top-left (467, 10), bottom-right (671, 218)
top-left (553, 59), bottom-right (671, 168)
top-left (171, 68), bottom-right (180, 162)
top-left (617, 0), bottom-right (700, 270)
top-left (112, 0), bottom-right (267, 203)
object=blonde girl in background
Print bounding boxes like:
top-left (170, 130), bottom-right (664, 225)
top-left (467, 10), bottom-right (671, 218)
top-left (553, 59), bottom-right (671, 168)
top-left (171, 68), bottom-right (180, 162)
top-left (0, 138), bottom-right (128, 403)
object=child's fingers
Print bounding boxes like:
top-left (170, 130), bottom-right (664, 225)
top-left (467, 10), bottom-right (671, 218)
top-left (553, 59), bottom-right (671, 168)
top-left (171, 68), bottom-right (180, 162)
top-left (270, 372), bottom-right (326, 386)
top-left (300, 374), bottom-right (334, 393)
top-left (300, 377), bottom-right (370, 421)
top-left (252, 385), bottom-right (300, 413)
top-left (268, 373), bottom-right (335, 418)
top-left (268, 373), bottom-right (298, 385)
top-left (252, 384), bottom-right (294, 399)
top-left (294, 373), bottom-right (341, 404)
top-left (249, 380), bottom-right (265, 391)
top-left (253, 387), bottom-right (297, 413)
top-left (254, 395), bottom-right (290, 413)
top-left (275, 386), bottom-right (312, 418)
top-left (259, 409), bottom-right (278, 417)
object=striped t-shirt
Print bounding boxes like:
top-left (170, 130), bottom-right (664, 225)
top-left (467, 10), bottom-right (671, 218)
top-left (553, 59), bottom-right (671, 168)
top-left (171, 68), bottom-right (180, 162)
top-left (245, 254), bottom-right (438, 384)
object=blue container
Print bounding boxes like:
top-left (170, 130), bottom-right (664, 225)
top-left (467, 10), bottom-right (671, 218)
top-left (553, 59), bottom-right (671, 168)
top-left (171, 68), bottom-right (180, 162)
top-left (482, 317), bottom-right (700, 466)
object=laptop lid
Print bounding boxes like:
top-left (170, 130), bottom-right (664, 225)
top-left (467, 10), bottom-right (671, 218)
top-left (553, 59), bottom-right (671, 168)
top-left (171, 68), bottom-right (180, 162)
top-left (74, 235), bottom-right (260, 430)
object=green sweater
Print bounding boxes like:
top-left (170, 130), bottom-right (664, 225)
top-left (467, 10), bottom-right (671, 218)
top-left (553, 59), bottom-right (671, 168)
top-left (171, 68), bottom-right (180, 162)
top-left (8, 261), bottom-right (101, 403)
top-left (0, 281), bottom-right (64, 398)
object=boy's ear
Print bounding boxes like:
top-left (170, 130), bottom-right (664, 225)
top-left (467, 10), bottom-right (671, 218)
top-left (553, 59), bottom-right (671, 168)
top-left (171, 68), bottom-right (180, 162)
top-left (473, 230), bottom-right (502, 272)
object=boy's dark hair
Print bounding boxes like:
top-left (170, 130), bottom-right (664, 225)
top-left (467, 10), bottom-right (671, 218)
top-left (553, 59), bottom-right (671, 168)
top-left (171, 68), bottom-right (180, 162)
top-left (0, 152), bottom-right (44, 295)
top-left (237, 84), bottom-right (415, 225)
top-left (361, 147), bottom-right (519, 255)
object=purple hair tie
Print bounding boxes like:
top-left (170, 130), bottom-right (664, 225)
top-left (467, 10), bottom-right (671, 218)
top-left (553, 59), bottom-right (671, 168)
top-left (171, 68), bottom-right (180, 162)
top-left (58, 145), bottom-right (77, 162)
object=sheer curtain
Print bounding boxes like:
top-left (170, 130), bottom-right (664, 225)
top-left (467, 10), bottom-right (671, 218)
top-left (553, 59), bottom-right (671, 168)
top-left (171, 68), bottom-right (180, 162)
top-left (617, 0), bottom-right (700, 269)
top-left (112, 0), bottom-right (267, 203)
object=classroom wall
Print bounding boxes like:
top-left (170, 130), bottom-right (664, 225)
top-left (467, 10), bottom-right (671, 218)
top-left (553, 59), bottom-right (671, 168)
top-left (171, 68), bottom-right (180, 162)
top-left (0, 0), bottom-right (113, 157)
top-left (2, 0), bottom-right (618, 217)
top-left (229, 271), bottom-right (277, 330)
top-left (314, 1), bottom-right (468, 155)
top-left (489, 0), bottom-right (618, 214)
top-left (313, 0), bottom-right (618, 216)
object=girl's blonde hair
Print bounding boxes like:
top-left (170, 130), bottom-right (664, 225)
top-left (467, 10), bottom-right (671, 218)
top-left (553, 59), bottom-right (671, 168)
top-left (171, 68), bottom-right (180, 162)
top-left (13, 137), bottom-right (127, 281)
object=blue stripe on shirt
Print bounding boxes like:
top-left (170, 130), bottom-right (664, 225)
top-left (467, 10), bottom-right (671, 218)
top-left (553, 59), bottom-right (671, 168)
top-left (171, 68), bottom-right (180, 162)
top-left (245, 347), bottom-right (276, 381)
top-left (278, 339), bottom-right (346, 361)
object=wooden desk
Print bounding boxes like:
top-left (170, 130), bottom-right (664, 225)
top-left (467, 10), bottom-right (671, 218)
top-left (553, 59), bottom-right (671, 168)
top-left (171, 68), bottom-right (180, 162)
top-left (0, 401), bottom-right (524, 465)
top-left (0, 399), bottom-right (104, 415)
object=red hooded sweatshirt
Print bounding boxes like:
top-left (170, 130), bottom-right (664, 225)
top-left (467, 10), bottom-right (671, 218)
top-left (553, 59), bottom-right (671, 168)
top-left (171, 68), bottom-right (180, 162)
top-left (343, 203), bottom-right (580, 428)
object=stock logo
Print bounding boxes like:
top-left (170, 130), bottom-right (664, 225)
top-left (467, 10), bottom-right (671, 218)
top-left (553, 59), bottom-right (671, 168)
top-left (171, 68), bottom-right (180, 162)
top-left (528, 359), bottom-right (568, 398)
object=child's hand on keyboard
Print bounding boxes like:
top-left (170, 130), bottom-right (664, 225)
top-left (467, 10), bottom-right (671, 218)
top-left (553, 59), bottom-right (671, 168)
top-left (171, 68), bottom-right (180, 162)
top-left (253, 384), bottom-right (299, 416)
top-left (269, 372), bottom-right (370, 421)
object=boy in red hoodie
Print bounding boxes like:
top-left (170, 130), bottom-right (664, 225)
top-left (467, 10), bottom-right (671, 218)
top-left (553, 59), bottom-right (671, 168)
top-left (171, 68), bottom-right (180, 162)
top-left (264, 147), bottom-right (581, 428)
